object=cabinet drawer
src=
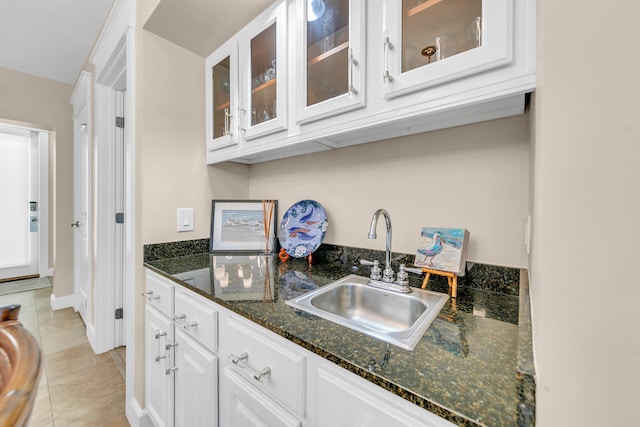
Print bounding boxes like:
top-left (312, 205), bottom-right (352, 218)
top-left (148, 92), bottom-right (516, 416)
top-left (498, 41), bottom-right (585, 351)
top-left (174, 288), bottom-right (218, 353)
top-left (224, 368), bottom-right (301, 427)
top-left (145, 269), bottom-right (174, 317)
top-left (227, 316), bottom-right (306, 417)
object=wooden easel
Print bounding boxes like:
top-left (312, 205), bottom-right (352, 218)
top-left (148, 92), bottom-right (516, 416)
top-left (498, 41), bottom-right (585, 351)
top-left (420, 268), bottom-right (458, 298)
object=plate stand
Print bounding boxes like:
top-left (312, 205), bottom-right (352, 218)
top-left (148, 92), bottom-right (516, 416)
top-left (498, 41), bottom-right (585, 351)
top-left (420, 268), bottom-right (458, 298)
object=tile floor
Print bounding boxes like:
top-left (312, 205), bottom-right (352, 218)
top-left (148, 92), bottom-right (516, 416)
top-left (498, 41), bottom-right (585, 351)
top-left (0, 289), bottom-right (129, 426)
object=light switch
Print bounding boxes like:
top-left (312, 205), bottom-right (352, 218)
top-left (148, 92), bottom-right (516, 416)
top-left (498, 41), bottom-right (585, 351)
top-left (177, 208), bottom-right (194, 232)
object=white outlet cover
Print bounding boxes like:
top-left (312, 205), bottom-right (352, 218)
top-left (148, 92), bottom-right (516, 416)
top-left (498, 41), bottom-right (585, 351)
top-left (177, 208), bottom-right (194, 232)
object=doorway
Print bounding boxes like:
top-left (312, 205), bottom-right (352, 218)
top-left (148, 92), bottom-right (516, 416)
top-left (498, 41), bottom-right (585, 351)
top-left (72, 73), bottom-right (93, 329)
top-left (0, 123), bottom-right (49, 284)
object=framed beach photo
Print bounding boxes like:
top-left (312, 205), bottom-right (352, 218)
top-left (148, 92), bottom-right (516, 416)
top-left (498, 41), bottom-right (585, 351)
top-left (209, 199), bottom-right (278, 252)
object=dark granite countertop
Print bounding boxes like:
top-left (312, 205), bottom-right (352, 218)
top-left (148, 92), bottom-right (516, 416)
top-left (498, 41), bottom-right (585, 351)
top-left (144, 243), bottom-right (534, 427)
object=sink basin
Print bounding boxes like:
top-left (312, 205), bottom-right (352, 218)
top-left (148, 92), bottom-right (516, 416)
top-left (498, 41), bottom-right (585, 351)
top-left (286, 274), bottom-right (449, 350)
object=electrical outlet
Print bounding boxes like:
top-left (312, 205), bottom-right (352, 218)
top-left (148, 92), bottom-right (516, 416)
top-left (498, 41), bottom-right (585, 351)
top-left (177, 208), bottom-right (194, 232)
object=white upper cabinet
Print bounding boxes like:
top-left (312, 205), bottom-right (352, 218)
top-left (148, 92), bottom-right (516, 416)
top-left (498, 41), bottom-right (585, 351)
top-left (204, 0), bottom-right (535, 164)
top-left (295, 0), bottom-right (366, 124)
top-left (238, 2), bottom-right (288, 140)
top-left (381, 0), bottom-right (512, 99)
top-left (206, 1), bottom-right (288, 151)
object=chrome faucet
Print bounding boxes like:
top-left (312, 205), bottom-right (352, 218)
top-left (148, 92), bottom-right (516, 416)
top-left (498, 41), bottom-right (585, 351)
top-left (368, 209), bottom-right (394, 283)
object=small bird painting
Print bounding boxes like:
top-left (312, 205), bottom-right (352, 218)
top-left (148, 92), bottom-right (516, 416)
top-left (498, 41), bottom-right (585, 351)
top-left (417, 233), bottom-right (443, 266)
top-left (414, 227), bottom-right (469, 274)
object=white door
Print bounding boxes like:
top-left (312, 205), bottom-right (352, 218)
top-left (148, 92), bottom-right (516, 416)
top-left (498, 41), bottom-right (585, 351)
top-left (73, 106), bottom-right (92, 325)
top-left (145, 304), bottom-right (175, 427)
top-left (0, 126), bottom-right (39, 281)
top-left (174, 328), bottom-right (218, 427)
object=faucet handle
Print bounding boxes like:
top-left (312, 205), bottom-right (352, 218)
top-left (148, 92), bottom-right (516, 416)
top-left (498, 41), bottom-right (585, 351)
top-left (361, 259), bottom-right (382, 281)
top-left (396, 264), bottom-right (408, 286)
top-left (403, 266), bottom-right (423, 275)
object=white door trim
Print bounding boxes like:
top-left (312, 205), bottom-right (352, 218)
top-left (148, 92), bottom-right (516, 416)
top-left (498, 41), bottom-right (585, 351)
top-left (37, 131), bottom-right (50, 277)
top-left (90, 0), bottom-right (140, 423)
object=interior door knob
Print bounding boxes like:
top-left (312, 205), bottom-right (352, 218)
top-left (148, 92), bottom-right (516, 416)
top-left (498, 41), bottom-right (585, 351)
top-left (71, 221), bottom-right (80, 227)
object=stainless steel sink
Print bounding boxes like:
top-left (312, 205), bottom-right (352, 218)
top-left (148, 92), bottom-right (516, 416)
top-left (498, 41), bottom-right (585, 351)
top-left (286, 274), bottom-right (449, 350)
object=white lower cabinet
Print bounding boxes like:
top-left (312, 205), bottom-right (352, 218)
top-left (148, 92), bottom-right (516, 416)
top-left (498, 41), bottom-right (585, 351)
top-left (312, 363), bottom-right (456, 427)
top-left (146, 268), bottom-right (456, 427)
top-left (145, 269), bottom-right (219, 427)
top-left (145, 304), bottom-right (174, 427)
top-left (174, 328), bottom-right (218, 427)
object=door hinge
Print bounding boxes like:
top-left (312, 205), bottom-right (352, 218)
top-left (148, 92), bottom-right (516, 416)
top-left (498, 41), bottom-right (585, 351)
top-left (115, 308), bottom-right (123, 319)
top-left (115, 212), bottom-right (124, 224)
top-left (116, 116), bottom-right (125, 128)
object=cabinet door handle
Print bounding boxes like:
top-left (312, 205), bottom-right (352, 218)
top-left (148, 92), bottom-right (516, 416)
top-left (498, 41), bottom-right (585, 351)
top-left (348, 48), bottom-right (358, 96)
top-left (173, 313), bottom-right (186, 322)
top-left (383, 31), bottom-right (394, 83)
top-left (238, 106), bottom-right (246, 132)
top-left (155, 354), bottom-right (166, 362)
top-left (155, 330), bottom-right (167, 339)
top-left (166, 366), bottom-right (178, 376)
top-left (224, 108), bottom-right (233, 136)
top-left (166, 342), bottom-right (178, 350)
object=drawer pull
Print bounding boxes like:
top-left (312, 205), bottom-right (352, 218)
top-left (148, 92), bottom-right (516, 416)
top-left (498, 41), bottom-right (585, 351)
top-left (166, 366), bottom-right (178, 375)
top-left (155, 354), bottom-right (166, 362)
top-left (173, 314), bottom-right (186, 321)
top-left (166, 342), bottom-right (178, 350)
top-left (230, 352), bottom-right (271, 383)
top-left (155, 330), bottom-right (167, 339)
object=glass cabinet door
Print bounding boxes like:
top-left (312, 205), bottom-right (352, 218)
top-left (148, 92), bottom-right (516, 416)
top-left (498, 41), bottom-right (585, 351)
top-left (402, 0), bottom-right (482, 72)
top-left (206, 42), bottom-right (238, 151)
top-left (296, 0), bottom-right (366, 124)
top-left (240, 2), bottom-right (287, 140)
top-left (213, 57), bottom-right (232, 138)
top-left (383, 0), bottom-right (512, 99)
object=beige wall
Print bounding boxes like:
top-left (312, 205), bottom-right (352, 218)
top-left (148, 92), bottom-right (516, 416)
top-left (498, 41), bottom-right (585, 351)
top-left (140, 31), bottom-right (249, 245)
top-left (531, 1), bottom-right (640, 425)
top-left (134, 28), bottom-right (250, 404)
top-left (251, 114), bottom-right (531, 267)
top-left (0, 67), bottom-right (74, 297)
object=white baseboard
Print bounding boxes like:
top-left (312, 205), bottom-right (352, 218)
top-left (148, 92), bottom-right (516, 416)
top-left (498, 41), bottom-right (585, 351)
top-left (85, 323), bottom-right (98, 353)
top-left (49, 293), bottom-right (75, 310)
top-left (127, 398), bottom-right (152, 427)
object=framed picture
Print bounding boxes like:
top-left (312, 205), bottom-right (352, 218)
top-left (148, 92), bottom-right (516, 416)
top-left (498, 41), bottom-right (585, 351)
top-left (209, 199), bottom-right (278, 252)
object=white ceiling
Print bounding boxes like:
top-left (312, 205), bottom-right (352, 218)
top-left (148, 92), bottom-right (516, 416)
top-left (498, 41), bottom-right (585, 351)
top-left (0, 0), bottom-right (113, 84)
top-left (143, 0), bottom-right (276, 58)
top-left (0, 0), bottom-right (276, 85)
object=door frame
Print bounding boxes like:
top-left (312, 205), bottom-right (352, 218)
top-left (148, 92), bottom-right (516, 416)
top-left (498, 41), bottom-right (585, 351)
top-left (0, 121), bottom-right (51, 280)
top-left (90, 0), bottom-right (138, 420)
top-left (93, 34), bottom-right (129, 354)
